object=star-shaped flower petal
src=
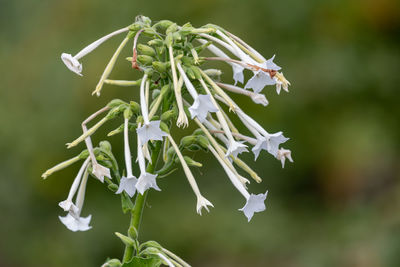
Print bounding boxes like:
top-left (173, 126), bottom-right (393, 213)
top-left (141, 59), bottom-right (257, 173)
top-left (196, 195), bottom-right (214, 215)
top-left (276, 148), bottom-right (293, 168)
top-left (58, 200), bottom-right (79, 214)
top-left (61, 53), bottom-right (83, 76)
top-left (136, 172), bottom-right (161, 195)
top-left (188, 94), bottom-right (219, 122)
top-left (136, 120), bottom-right (168, 145)
top-left (116, 176), bottom-right (138, 198)
top-left (239, 190), bottom-right (268, 222)
top-left (262, 55), bottom-right (281, 71)
top-left (92, 163), bottom-right (111, 183)
top-left (232, 64), bottom-right (244, 85)
top-left (267, 132), bottom-right (289, 157)
top-left (59, 213), bottom-right (92, 232)
top-left (252, 137), bottom-right (269, 160)
top-left (226, 141), bottom-right (248, 158)
top-left (245, 70), bottom-right (276, 93)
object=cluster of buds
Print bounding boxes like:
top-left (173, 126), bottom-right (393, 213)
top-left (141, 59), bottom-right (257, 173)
top-left (43, 15), bottom-right (293, 236)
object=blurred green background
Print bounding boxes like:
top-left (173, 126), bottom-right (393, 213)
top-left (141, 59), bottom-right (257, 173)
top-left (1, 0), bottom-right (400, 266)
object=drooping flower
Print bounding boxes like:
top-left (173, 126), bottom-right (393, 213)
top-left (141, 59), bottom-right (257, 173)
top-left (135, 131), bottom-right (161, 195)
top-left (59, 158), bottom-right (90, 214)
top-left (116, 118), bottom-right (138, 197)
top-left (61, 27), bottom-right (129, 76)
top-left (136, 74), bottom-right (168, 144)
top-left (239, 191), bottom-right (268, 222)
top-left (176, 62), bottom-right (218, 122)
top-left (244, 56), bottom-right (281, 93)
top-left (168, 134), bottom-right (213, 215)
top-left (59, 163), bottom-right (92, 232)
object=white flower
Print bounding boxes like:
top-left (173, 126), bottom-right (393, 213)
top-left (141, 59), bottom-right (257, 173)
top-left (252, 137), bottom-right (269, 160)
top-left (61, 53), bottom-right (82, 76)
top-left (136, 120), bottom-right (168, 145)
top-left (239, 191), bottom-right (268, 222)
top-left (176, 62), bottom-right (218, 121)
top-left (276, 148), bottom-right (293, 168)
top-left (136, 172), bottom-right (161, 195)
top-left (250, 93), bottom-right (269, 106)
top-left (245, 56), bottom-right (281, 93)
top-left (226, 141), bottom-right (248, 158)
top-left (61, 27), bottom-right (129, 76)
top-left (116, 118), bottom-right (138, 197)
top-left (116, 177), bottom-right (138, 197)
top-left (232, 64), bottom-right (245, 85)
top-left (267, 132), bottom-right (289, 157)
top-left (245, 69), bottom-right (276, 93)
top-left (59, 158), bottom-right (90, 214)
top-left (91, 163), bottom-right (111, 183)
top-left (135, 133), bottom-right (161, 195)
top-left (59, 161), bottom-right (92, 232)
top-left (188, 94), bottom-right (219, 122)
top-left (136, 75), bottom-right (168, 144)
top-left (168, 134), bottom-right (213, 215)
top-left (59, 213), bottom-right (92, 232)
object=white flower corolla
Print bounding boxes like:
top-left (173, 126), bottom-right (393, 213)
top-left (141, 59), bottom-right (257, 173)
top-left (227, 140), bottom-right (248, 158)
top-left (267, 132), bottom-right (289, 157)
top-left (198, 39), bottom-right (244, 85)
top-left (245, 56), bottom-right (281, 93)
top-left (250, 93), bottom-right (269, 106)
top-left (239, 191), bottom-right (268, 222)
top-left (176, 62), bottom-right (218, 122)
top-left (168, 135), bottom-right (213, 215)
top-left (209, 145), bottom-right (267, 221)
top-left (59, 213), bottom-right (92, 232)
top-left (59, 158), bottom-right (90, 214)
top-left (188, 94), bottom-right (219, 122)
top-left (252, 137), bottom-right (269, 160)
top-left (135, 133), bottom-right (161, 195)
top-left (136, 75), bottom-right (168, 144)
top-left (59, 164), bottom-right (92, 232)
top-left (274, 72), bottom-right (291, 95)
top-left (83, 125), bottom-right (111, 183)
top-left (276, 148), bottom-right (293, 168)
top-left (61, 53), bottom-right (83, 76)
top-left (116, 118), bottom-right (138, 198)
top-left (61, 27), bottom-right (129, 76)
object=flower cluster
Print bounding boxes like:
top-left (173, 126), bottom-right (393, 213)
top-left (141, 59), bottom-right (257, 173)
top-left (43, 14), bottom-right (293, 266)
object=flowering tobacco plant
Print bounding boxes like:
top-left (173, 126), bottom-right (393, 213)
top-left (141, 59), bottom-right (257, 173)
top-left (42, 15), bottom-right (293, 267)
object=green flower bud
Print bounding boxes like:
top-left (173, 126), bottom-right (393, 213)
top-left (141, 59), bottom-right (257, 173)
top-left (78, 149), bottom-right (89, 159)
top-left (137, 44), bottom-right (156, 57)
top-left (152, 61), bottom-right (168, 73)
top-left (107, 99), bottom-right (126, 108)
top-left (166, 23), bottom-right (178, 34)
top-left (161, 110), bottom-right (176, 121)
top-left (137, 55), bottom-right (154, 65)
top-left (129, 23), bottom-right (142, 32)
top-left (115, 232), bottom-right (135, 247)
top-left (107, 183), bottom-right (119, 192)
top-left (165, 34), bottom-right (173, 47)
top-left (172, 32), bottom-right (182, 42)
top-left (176, 156), bottom-right (202, 167)
top-left (184, 66), bottom-right (196, 80)
top-left (190, 65), bottom-right (202, 80)
top-left (180, 136), bottom-right (197, 147)
top-left (153, 20), bottom-right (174, 30)
top-left (99, 141), bottom-right (112, 152)
top-left (136, 115), bottom-right (144, 125)
top-left (123, 107), bottom-right (133, 119)
top-left (129, 101), bottom-right (140, 114)
top-left (196, 135), bottom-right (210, 150)
top-left (128, 226), bottom-right (138, 239)
top-left (141, 247), bottom-right (160, 255)
top-left (159, 121), bottom-right (170, 133)
top-left (135, 15), bottom-right (152, 26)
top-left (147, 39), bottom-right (164, 47)
top-left (193, 129), bottom-right (204, 136)
top-left (142, 28), bottom-right (156, 37)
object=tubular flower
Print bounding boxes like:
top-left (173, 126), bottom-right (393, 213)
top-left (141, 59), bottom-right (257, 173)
top-left (45, 16), bottom-right (294, 252)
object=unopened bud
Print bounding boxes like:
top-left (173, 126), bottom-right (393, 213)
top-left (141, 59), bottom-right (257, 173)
top-left (203, 69), bottom-right (222, 77)
top-left (153, 20), bottom-right (174, 30)
top-left (161, 110), bottom-right (176, 121)
top-left (137, 44), bottom-right (156, 57)
top-left (152, 61), bottom-right (168, 73)
top-left (196, 135), bottom-right (210, 150)
top-left (128, 226), bottom-right (138, 239)
top-left (101, 259), bottom-right (122, 267)
top-left (147, 39), bottom-right (164, 47)
top-left (107, 183), bottom-right (119, 192)
top-left (180, 136), bottom-right (197, 147)
top-left (129, 101), bottom-right (140, 114)
top-left (137, 55), bottom-right (154, 65)
top-left (99, 141), bottom-right (112, 152)
top-left (159, 121), bottom-right (170, 133)
top-left (166, 23), bottom-right (178, 34)
top-left (115, 232), bottom-right (135, 247)
top-left (181, 156), bottom-right (202, 167)
top-left (124, 107), bottom-right (133, 119)
top-left (107, 99), bottom-right (126, 108)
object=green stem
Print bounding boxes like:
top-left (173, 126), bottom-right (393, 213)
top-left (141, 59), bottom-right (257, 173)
top-left (122, 141), bottom-right (162, 262)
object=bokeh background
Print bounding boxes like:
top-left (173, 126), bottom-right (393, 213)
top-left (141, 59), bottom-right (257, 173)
top-left (1, 0), bottom-right (400, 266)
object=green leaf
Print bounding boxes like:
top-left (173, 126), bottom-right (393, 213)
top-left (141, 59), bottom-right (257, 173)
top-left (122, 256), bottom-right (162, 267)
